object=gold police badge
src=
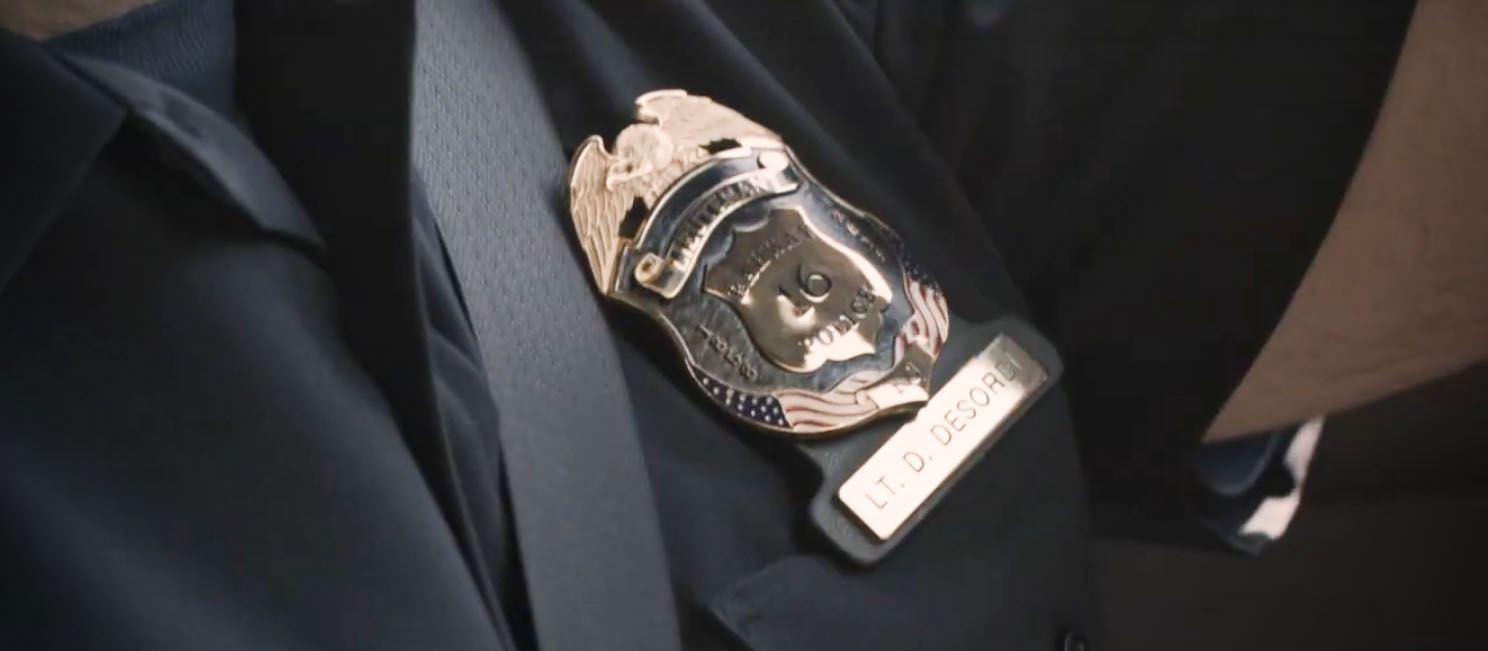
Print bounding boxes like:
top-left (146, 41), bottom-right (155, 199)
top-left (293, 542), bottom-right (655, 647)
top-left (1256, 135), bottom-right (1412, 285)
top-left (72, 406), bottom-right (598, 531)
top-left (568, 90), bottom-right (948, 436)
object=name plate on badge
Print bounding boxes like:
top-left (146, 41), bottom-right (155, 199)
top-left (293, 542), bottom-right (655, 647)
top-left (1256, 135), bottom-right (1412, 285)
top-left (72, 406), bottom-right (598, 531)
top-left (837, 334), bottom-right (1049, 540)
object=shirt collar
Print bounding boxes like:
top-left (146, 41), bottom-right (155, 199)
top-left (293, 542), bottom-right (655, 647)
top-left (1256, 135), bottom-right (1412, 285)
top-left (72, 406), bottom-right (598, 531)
top-left (0, 28), bottom-right (126, 291)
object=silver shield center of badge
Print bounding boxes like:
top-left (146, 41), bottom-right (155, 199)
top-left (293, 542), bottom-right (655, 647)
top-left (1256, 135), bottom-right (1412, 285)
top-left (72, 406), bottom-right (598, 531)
top-left (567, 90), bottom-right (948, 437)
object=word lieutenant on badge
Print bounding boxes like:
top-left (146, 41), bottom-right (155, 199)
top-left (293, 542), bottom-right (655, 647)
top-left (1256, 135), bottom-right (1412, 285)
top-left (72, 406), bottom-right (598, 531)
top-left (566, 90), bottom-right (1061, 563)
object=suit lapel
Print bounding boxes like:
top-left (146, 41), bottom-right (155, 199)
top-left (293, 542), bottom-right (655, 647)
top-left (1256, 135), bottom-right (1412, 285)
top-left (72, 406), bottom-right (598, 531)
top-left (233, 0), bottom-right (499, 614)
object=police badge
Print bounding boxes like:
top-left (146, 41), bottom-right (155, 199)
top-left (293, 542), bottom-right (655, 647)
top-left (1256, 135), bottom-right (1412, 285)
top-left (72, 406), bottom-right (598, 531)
top-left (569, 90), bottom-right (946, 436)
top-left (568, 91), bottom-right (1061, 562)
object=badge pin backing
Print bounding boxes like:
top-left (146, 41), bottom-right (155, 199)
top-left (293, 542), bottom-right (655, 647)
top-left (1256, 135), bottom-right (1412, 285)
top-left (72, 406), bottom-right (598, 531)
top-left (567, 90), bottom-right (1061, 563)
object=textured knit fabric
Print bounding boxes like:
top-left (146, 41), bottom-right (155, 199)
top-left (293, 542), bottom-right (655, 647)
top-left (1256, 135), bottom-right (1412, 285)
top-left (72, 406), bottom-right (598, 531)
top-left (48, 0), bottom-right (235, 115)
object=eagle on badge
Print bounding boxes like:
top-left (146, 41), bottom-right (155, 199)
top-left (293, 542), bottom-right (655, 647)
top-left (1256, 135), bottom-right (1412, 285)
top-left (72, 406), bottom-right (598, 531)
top-left (568, 90), bottom-right (779, 292)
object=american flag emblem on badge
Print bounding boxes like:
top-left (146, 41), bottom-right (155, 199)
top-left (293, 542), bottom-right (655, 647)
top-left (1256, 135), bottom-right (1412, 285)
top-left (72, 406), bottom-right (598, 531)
top-left (897, 255), bottom-right (949, 357)
top-left (772, 257), bottom-right (949, 433)
top-left (689, 261), bottom-right (949, 434)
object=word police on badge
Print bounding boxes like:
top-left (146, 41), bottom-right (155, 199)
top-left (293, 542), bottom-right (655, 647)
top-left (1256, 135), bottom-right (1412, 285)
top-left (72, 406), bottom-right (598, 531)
top-left (567, 90), bottom-right (1058, 557)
